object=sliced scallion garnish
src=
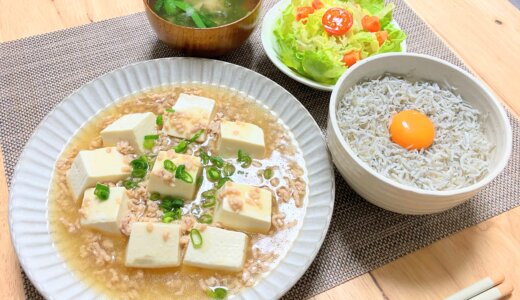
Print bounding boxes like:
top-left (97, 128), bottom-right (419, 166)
top-left (143, 134), bottom-right (160, 150)
top-left (94, 183), bottom-right (110, 201)
top-left (164, 159), bottom-right (177, 173)
top-left (156, 114), bottom-right (163, 126)
top-left (207, 287), bottom-right (228, 300)
top-left (210, 156), bottom-right (224, 168)
top-left (175, 165), bottom-right (193, 183)
top-left (165, 108), bottom-right (175, 113)
top-left (163, 0), bottom-right (176, 15)
top-left (237, 149), bottom-right (252, 168)
top-left (199, 150), bottom-right (210, 165)
top-left (160, 196), bottom-right (184, 211)
top-left (174, 140), bottom-right (188, 153)
top-left (222, 163), bottom-right (235, 177)
top-left (263, 168), bottom-right (274, 180)
top-left (189, 129), bottom-right (205, 143)
top-left (130, 156), bottom-right (149, 178)
top-left (216, 177), bottom-right (232, 189)
top-left (150, 192), bottom-right (161, 201)
top-left (153, 0), bottom-right (164, 12)
top-left (199, 214), bottom-right (213, 224)
top-left (196, 175), bottom-right (203, 188)
top-left (123, 179), bottom-right (138, 190)
top-left (201, 189), bottom-right (216, 199)
top-left (190, 228), bottom-right (203, 249)
top-left (162, 208), bottom-right (182, 223)
top-left (202, 197), bottom-right (216, 208)
top-left (206, 166), bottom-right (221, 182)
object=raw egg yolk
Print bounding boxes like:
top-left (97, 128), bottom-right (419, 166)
top-left (389, 110), bottom-right (435, 150)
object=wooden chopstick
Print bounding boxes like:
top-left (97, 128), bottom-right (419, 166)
top-left (445, 274), bottom-right (506, 300)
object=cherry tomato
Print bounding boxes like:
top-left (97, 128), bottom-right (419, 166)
top-left (322, 8), bottom-right (353, 36)
top-left (375, 31), bottom-right (388, 46)
top-left (312, 0), bottom-right (324, 9)
top-left (296, 6), bottom-right (315, 22)
top-left (342, 51), bottom-right (361, 67)
top-left (361, 15), bottom-right (381, 32)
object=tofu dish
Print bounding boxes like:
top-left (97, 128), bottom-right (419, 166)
top-left (50, 85), bottom-right (308, 299)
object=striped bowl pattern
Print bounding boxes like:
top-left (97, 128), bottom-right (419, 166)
top-left (9, 58), bottom-right (335, 299)
top-left (328, 53), bottom-right (512, 215)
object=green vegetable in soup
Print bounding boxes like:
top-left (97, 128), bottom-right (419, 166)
top-left (150, 0), bottom-right (257, 28)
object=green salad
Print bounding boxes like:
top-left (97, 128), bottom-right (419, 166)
top-left (274, 0), bottom-right (407, 85)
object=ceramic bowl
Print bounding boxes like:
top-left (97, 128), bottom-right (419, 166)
top-left (327, 53), bottom-right (512, 214)
top-left (143, 0), bottom-right (261, 57)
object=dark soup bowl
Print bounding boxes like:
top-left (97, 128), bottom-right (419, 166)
top-left (143, 0), bottom-right (261, 57)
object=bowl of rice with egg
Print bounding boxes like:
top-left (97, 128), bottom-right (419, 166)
top-left (327, 53), bottom-right (512, 214)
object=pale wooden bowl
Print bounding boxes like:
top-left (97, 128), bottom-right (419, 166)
top-left (143, 0), bottom-right (261, 57)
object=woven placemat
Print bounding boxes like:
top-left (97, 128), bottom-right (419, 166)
top-left (1, 1), bottom-right (518, 299)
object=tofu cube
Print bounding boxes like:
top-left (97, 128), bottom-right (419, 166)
top-left (100, 112), bottom-right (157, 154)
top-left (79, 187), bottom-right (130, 235)
top-left (125, 222), bottom-right (181, 268)
top-left (183, 226), bottom-right (248, 272)
top-left (67, 147), bottom-right (130, 201)
top-left (213, 181), bottom-right (272, 234)
top-left (216, 121), bottom-right (266, 158)
top-left (163, 93), bottom-right (216, 142)
top-left (147, 150), bottom-right (202, 200)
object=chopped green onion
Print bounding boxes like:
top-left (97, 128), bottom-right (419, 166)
top-left (123, 179), bottom-right (138, 190)
top-left (130, 156), bottom-right (149, 178)
top-left (201, 189), bottom-right (216, 199)
top-left (175, 165), bottom-right (194, 183)
top-left (162, 208), bottom-right (182, 223)
top-left (222, 164), bottom-right (235, 177)
top-left (199, 214), bottom-right (213, 224)
top-left (165, 108), bottom-right (175, 113)
top-left (210, 156), bottom-right (224, 168)
top-left (196, 175), bottom-right (203, 188)
top-left (216, 177), bottom-right (232, 189)
top-left (143, 135), bottom-right (159, 150)
top-left (150, 192), bottom-right (161, 201)
top-left (174, 140), bottom-right (188, 153)
top-left (163, 0), bottom-right (176, 15)
top-left (206, 166), bottom-right (221, 182)
top-left (160, 196), bottom-right (184, 211)
top-left (156, 114), bottom-right (163, 126)
top-left (202, 197), bottom-right (216, 208)
top-left (153, 0), bottom-right (164, 12)
top-left (207, 287), bottom-right (228, 300)
top-left (189, 129), bottom-right (205, 143)
top-left (237, 150), bottom-right (252, 168)
top-left (190, 228), bottom-right (203, 249)
top-left (191, 11), bottom-right (207, 28)
top-left (163, 159), bottom-right (177, 173)
top-left (173, 0), bottom-right (190, 11)
top-left (199, 150), bottom-right (210, 164)
top-left (94, 183), bottom-right (110, 201)
top-left (263, 168), bottom-right (274, 180)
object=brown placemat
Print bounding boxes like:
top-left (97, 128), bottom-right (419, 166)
top-left (0, 1), bottom-right (518, 299)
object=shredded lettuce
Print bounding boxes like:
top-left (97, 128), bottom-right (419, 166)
top-left (274, 0), bottom-right (407, 85)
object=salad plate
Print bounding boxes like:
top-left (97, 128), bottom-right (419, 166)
top-left (261, 0), bottom-right (407, 91)
top-left (8, 58), bottom-right (335, 299)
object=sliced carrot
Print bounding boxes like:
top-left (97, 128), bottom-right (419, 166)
top-left (312, 0), bottom-right (324, 9)
top-left (296, 6), bottom-right (315, 22)
top-left (361, 15), bottom-right (381, 32)
top-left (376, 31), bottom-right (388, 46)
top-left (342, 51), bottom-right (361, 67)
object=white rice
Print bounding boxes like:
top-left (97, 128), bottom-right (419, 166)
top-left (336, 76), bottom-right (495, 191)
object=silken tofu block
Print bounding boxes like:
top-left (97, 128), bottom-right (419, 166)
top-left (80, 187), bottom-right (130, 235)
top-left (213, 181), bottom-right (272, 234)
top-left (125, 222), bottom-right (181, 268)
top-left (163, 93), bottom-right (216, 142)
top-left (216, 121), bottom-right (266, 158)
top-left (183, 226), bottom-right (248, 272)
top-left (100, 112), bottom-right (156, 153)
top-left (67, 147), bottom-right (130, 201)
top-left (147, 150), bottom-right (202, 200)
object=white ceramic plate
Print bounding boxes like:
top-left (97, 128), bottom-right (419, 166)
top-left (8, 58), bottom-right (335, 299)
top-left (261, 0), bottom-right (407, 91)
